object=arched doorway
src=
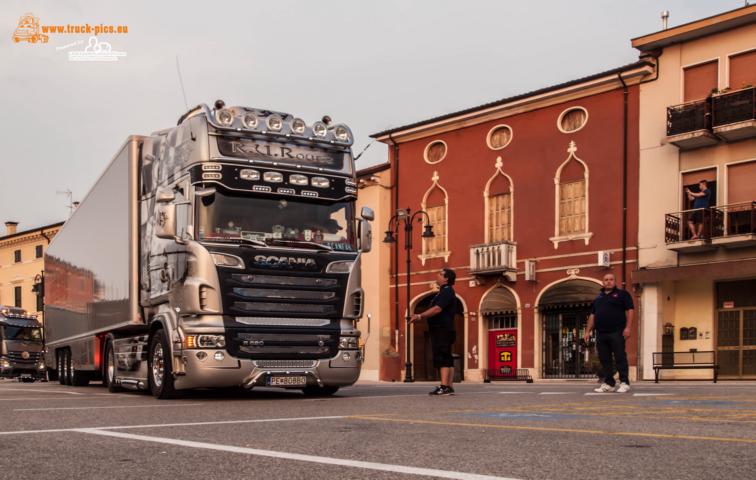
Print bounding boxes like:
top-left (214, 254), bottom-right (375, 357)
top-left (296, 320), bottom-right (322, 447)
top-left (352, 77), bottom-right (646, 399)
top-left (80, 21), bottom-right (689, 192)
top-left (412, 292), bottom-right (465, 381)
top-left (538, 278), bottom-right (600, 379)
top-left (480, 286), bottom-right (519, 379)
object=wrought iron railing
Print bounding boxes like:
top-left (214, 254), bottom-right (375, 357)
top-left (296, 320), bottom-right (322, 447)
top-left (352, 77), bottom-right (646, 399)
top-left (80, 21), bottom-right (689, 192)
top-left (469, 240), bottom-right (516, 274)
top-left (667, 99), bottom-right (710, 136)
top-left (665, 202), bottom-right (755, 243)
top-left (712, 86), bottom-right (755, 127)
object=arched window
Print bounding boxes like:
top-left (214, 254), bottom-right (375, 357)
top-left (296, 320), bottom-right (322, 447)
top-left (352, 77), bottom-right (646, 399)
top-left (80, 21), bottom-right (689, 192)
top-left (484, 157), bottom-right (514, 243)
top-left (420, 171), bottom-right (450, 264)
top-left (550, 141), bottom-right (592, 248)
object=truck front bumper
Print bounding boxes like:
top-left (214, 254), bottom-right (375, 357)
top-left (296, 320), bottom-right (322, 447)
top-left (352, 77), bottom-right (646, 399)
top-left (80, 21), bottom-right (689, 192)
top-left (174, 349), bottom-right (362, 390)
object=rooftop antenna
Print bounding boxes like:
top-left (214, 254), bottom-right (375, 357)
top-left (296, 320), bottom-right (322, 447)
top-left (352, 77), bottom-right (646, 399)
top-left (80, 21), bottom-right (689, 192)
top-left (176, 55), bottom-right (189, 110)
top-left (661, 10), bottom-right (669, 30)
top-left (56, 189), bottom-right (76, 217)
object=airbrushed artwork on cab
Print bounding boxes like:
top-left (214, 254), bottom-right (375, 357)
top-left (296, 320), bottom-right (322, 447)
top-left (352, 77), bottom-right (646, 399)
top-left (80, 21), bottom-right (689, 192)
top-left (139, 120), bottom-right (203, 301)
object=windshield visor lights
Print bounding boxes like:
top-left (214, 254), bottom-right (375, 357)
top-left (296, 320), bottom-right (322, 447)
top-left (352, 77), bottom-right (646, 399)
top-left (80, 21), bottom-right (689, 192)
top-left (312, 121), bottom-right (327, 137)
top-left (242, 113), bottom-right (258, 129)
top-left (266, 114), bottom-right (283, 132)
top-left (310, 177), bottom-right (330, 188)
top-left (291, 118), bottom-right (306, 135)
top-left (263, 171), bottom-right (284, 183)
top-left (289, 174), bottom-right (308, 186)
top-left (216, 108), bottom-right (234, 127)
top-left (334, 125), bottom-right (350, 143)
top-left (240, 169), bottom-right (260, 181)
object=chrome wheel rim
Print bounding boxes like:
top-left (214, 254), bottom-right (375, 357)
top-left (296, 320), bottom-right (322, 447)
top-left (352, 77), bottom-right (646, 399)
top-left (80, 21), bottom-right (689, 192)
top-left (151, 343), bottom-right (164, 389)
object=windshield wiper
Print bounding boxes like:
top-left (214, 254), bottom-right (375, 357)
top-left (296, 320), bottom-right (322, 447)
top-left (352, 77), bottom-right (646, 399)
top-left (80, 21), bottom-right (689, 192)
top-left (201, 237), bottom-right (267, 248)
top-left (265, 239), bottom-right (333, 251)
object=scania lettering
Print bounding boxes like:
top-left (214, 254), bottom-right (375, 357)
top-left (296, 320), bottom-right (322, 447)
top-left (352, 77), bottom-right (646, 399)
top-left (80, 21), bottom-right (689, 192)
top-left (43, 100), bottom-right (372, 398)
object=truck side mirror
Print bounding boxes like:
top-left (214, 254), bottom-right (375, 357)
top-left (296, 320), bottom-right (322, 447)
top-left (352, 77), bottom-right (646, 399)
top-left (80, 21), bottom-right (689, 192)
top-left (155, 203), bottom-right (177, 239)
top-left (358, 219), bottom-right (372, 253)
top-left (360, 207), bottom-right (375, 221)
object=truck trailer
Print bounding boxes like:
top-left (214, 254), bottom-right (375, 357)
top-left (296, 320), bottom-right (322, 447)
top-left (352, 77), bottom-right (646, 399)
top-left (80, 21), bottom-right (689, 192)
top-left (44, 101), bottom-right (372, 398)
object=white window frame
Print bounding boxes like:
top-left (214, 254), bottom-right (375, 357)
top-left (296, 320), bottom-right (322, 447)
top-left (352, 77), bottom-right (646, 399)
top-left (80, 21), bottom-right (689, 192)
top-left (419, 170), bottom-right (450, 265)
top-left (550, 141), bottom-right (592, 249)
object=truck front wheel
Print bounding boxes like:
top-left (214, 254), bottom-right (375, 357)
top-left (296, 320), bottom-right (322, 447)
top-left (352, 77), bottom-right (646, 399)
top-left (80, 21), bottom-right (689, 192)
top-left (148, 329), bottom-right (179, 399)
top-left (103, 340), bottom-right (120, 393)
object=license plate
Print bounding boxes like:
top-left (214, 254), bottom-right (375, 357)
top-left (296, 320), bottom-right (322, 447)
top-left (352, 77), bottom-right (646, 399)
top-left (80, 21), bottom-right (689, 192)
top-left (268, 375), bottom-right (307, 387)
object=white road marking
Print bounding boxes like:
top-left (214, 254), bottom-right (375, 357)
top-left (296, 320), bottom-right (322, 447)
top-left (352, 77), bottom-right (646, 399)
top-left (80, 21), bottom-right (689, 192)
top-left (633, 393), bottom-right (674, 397)
top-left (539, 392), bottom-right (573, 395)
top-left (497, 392), bottom-right (530, 394)
top-left (0, 388), bottom-right (84, 395)
top-left (76, 428), bottom-right (518, 480)
top-left (14, 403), bottom-right (204, 412)
top-left (0, 415), bottom-right (348, 436)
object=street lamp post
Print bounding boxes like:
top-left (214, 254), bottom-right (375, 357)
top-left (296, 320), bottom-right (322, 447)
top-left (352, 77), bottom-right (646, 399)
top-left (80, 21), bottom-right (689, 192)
top-left (383, 208), bottom-right (434, 383)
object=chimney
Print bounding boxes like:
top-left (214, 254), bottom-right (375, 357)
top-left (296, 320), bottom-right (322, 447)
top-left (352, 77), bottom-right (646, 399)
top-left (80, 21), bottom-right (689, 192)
top-left (5, 221), bottom-right (19, 235)
top-left (661, 10), bottom-right (669, 30)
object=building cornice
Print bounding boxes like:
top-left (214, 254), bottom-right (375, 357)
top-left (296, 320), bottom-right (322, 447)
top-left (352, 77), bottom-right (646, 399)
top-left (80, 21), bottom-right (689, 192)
top-left (0, 222), bottom-right (63, 247)
top-left (371, 62), bottom-right (654, 144)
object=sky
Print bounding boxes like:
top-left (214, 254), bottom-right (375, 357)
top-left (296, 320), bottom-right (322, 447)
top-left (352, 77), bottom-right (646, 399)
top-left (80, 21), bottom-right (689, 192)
top-left (0, 0), bottom-right (746, 233)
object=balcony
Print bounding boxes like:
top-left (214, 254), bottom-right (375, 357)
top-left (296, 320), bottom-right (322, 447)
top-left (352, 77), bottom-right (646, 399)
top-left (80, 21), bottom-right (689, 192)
top-left (666, 100), bottom-right (718, 150)
top-left (470, 241), bottom-right (517, 279)
top-left (712, 86), bottom-right (756, 142)
top-left (665, 203), bottom-right (756, 252)
top-left (711, 202), bottom-right (756, 248)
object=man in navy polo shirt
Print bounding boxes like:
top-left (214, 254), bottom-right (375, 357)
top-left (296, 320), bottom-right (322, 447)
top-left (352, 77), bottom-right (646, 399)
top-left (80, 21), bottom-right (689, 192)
top-left (411, 268), bottom-right (457, 396)
top-left (583, 272), bottom-right (634, 393)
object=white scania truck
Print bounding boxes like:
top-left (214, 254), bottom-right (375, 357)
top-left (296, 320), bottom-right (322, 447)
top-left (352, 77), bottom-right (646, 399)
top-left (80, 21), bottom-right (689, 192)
top-left (44, 100), bottom-right (372, 398)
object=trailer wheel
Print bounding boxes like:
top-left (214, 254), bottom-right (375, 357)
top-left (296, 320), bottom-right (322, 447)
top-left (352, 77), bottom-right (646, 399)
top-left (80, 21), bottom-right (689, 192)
top-left (57, 351), bottom-right (66, 385)
top-left (70, 354), bottom-right (90, 387)
top-left (103, 340), bottom-right (120, 392)
top-left (62, 350), bottom-right (73, 386)
top-left (302, 385), bottom-right (339, 397)
top-left (148, 329), bottom-right (179, 399)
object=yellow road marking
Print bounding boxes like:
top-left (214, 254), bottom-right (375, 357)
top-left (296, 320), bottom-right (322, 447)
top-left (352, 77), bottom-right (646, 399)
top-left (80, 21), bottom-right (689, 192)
top-left (349, 415), bottom-right (756, 445)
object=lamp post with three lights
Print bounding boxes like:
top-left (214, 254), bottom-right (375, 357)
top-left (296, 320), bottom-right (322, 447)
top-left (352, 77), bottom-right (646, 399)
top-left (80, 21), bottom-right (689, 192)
top-left (383, 208), bottom-right (434, 383)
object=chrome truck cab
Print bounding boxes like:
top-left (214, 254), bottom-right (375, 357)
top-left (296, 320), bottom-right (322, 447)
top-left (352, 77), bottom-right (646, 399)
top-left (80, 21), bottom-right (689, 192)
top-left (135, 101), bottom-right (372, 397)
top-left (0, 306), bottom-right (46, 381)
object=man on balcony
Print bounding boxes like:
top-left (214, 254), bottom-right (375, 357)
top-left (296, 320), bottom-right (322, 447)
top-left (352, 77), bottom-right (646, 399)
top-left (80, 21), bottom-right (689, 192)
top-left (686, 180), bottom-right (712, 240)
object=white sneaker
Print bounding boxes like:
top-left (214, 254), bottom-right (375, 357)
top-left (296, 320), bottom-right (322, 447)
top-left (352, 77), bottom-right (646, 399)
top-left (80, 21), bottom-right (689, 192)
top-left (593, 383), bottom-right (616, 393)
top-left (616, 383), bottom-right (631, 393)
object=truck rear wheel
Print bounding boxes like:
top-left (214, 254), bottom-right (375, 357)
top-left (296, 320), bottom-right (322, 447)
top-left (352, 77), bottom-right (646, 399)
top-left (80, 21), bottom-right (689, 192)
top-left (148, 329), bottom-right (179, 399)
top-left (103, 340), bottom-right (120, 392)
top-left (302, 385), bottom-right (339, 397)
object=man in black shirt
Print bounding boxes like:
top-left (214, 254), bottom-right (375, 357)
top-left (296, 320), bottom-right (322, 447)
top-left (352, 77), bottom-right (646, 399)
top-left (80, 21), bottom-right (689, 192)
top-left (411, 268), bottom-right (457, 396)
top-left (583, 273), bottom-right (634, 393)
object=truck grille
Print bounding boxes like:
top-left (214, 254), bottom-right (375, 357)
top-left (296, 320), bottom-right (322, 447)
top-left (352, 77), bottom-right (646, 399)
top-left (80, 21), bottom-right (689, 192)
top-left (253, 359), bottom-right (318, 368)
top-left (224, 272), bottom-right (343, 319)
top-left (7, 351), bottom-right (42, 364)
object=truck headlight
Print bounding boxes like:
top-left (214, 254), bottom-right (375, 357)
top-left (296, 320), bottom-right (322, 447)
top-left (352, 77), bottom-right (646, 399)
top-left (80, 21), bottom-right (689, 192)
top-left (310, 177), bottom-right (330, 188)
top-left (289, 174), bottom-right (308, 186)
top-left (0, 357), bottom-right (10, 369)
top-left (185, 334), bottom-right (226, 349)
top-left (339, 336), bottom-right (359, 350)
top-left (211, 253), bottom-right (245, 269)
top-left (38, 361), bottom-right (46, 370)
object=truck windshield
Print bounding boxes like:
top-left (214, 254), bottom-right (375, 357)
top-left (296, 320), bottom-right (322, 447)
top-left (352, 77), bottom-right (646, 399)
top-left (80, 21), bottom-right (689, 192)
top-left (3, 326), bottom-right (42, 341)
top-left (197, 191), bottom-right (356, 252)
